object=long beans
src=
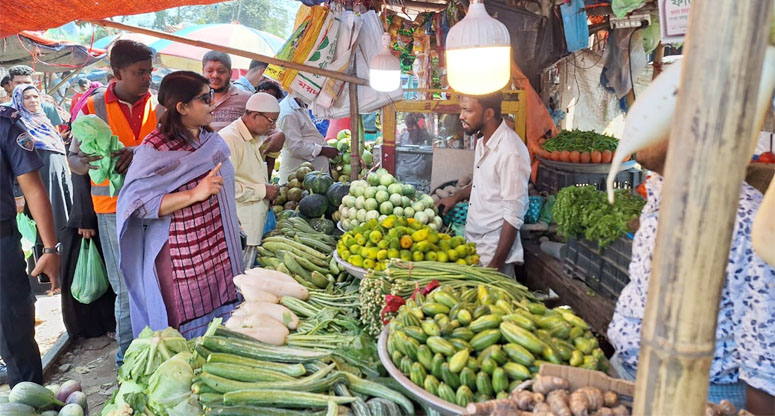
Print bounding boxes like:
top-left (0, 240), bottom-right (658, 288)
top-left (359, 260), bottom-right (535, 336)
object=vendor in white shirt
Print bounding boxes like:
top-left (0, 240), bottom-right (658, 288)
top-left (436, 92), bottom-right (531, 274)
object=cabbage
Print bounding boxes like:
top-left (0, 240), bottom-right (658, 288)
top-left (147, 352), bottom-right (201, 416)
top-left (118, 327), bottom-right (189, 384)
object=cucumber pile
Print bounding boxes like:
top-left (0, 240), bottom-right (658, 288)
top-left (196, 325), bottom-right (415, 416)
top-left (257, 218), bottom-right (348, 289)
top-left (387, 284), bottom-right (606, 407)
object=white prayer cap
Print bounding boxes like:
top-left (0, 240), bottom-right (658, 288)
top-left (246, 92), bottom-right (280, 112)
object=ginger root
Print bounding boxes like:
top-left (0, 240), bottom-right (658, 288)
top-left (533, 402), bottom-right (555, 415)
top-left (593, 408), bottom-right (613, 416)
top-left (603, 391), bottom-right (619, 408)
top-left (533, 375), bottom-right (571, 395)
top-left (610, 405), bottom-right (629, 416)
top-left (546, 389), bottom-right (571, 416)
top-left (511, 390), bottom-right (545, 411)
top-left (465, 398), bottom-right (534, 416)
top-left (569, 386), bottom-right (604, 416)
top-left (718, 400), bottom-right (737, 416)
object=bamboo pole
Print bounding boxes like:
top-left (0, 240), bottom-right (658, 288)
top-left (349, 80), bottom-right (361, 181)
top-left (633, 1), bottom-right (773, 415)
top-left (83, 19), bottom-right (369, 86)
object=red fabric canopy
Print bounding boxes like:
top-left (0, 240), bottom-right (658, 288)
top-left (0, 0), bottom-right (222, 38)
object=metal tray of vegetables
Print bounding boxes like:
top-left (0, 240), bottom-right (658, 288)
top-left (378, 327), bottom-right (465, 416)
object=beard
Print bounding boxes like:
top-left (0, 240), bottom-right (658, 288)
top-left (462, 120), bottom-right (482, 135)
top-left (212, 83), bottom-right (229, 94)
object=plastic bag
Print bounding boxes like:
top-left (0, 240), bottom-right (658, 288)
top-left (71, 115), bottom-right (125, 196)
top-left (71, 239), bottom-right (109, 304)
top-left (538, 195), bottom-right (556, 225)
top-left (16, 212), bottom-right (37, 253)
top-left (263, 210), bottom-right (277, 235)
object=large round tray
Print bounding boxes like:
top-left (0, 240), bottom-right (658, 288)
top-left (378, 327), bottom-right (465, 416)
top-left (333, 250), bottom-right (367, 279)
top-left (537, 156), bottom-right (637, 173)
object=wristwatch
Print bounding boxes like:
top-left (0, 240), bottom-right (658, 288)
top-left (42, 243), bottom-right (62, 255)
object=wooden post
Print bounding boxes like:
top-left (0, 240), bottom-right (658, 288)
top-left (633, 1), bottom-right (773, 415)
top-left (84, 19), bottom-right (369, 86)
top-left (652, 43), bottom-right (665, 80)
top-left (349, 79), bottom-right (361, 180)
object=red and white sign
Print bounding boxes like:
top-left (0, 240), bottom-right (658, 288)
top-left (659, 0), bottom-right (692, 43)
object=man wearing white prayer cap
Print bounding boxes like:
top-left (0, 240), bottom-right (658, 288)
top-left (220, 92), bottom-right (285, 268)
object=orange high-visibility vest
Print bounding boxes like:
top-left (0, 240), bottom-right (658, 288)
top-left (86, 92), bottom-right (158, 214)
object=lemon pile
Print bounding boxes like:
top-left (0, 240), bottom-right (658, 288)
top-left (337, 215), bottom-right (479, 271)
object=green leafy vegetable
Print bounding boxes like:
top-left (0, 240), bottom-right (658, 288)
top-left (542, 129), bottom-right (619, 153)
top-left (118, 327), bottom-right (189, 384)
top-left (147, 352), bottom-right (200, 416)
top-left (554, 186), bottom-right (644, 247)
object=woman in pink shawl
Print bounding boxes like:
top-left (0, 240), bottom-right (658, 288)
top-left (117, 71), bottom-right (242, 339)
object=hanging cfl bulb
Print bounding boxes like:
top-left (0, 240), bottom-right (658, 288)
top-left (445, 0), bottom-right (511, 95)
top-left (369, 33), bottom-right (402, 92)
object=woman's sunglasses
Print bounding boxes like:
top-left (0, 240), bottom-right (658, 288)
top-left (194, 89), bottom-right (215, 105)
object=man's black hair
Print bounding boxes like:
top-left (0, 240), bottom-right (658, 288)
top-left (110, 40), bottom-right (154, 70)
top-left (257, 80), bottom-right (284, 100)
top-left (77, 78), bottom-right (89, 88)
top-left (202, 51), bottom-right (232, 70)
top-left (249, 59), bottom-right (268, 71)
top-left (8, 65), bottom-right (34, 79)
top-left (0, 75), bottom-right (10, 87)
top-left (472, 91), bottom-right (503, 119)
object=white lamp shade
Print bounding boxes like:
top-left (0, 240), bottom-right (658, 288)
top-left (369, 33), bottom-right (402, 92)
top-left (445, 1), bottom-right (511, 95)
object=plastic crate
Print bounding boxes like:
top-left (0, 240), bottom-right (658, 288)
top-left (563, 236), bottom-right (632, 299)
top-left (536, 165), bottom-right (643, 194)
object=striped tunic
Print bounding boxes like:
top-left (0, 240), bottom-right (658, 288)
top-left (145, 131), bottom-right (237, 330)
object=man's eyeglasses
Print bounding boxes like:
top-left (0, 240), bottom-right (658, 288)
top-left (194, 89), bottom-right (215, 105)
top-left (256, 112), bottom-right (277, 125)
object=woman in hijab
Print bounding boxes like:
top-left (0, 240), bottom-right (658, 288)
top-left (117, 71), bottom-right (242, 339)
top-left (12, 84), bottom-right (72, 241)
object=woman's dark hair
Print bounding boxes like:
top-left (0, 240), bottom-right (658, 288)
top-left (158, 71), bottom-right (213, 141)
top-left (110, 40), bottom-right (154, 70)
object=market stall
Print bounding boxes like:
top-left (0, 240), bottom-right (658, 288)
top-left (2, 0), bottom-right (774, 415)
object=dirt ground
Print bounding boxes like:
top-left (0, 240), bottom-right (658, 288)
top-left (46, 336), bottom-right (119, 414)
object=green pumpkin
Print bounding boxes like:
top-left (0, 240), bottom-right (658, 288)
top-left (303, 171), bottom-right (334, 194)
top-left (326, 182), bottom-right (350, 208)
top-left (298, 194), bottom-right (329, 218)
top-left (309, 217), bottom-right (335, 234)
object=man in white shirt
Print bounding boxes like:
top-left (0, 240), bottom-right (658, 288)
top-left (220, 93), bottom-right (284, 268)
top-left (436, 92), bottom-right (531, 274)
top-left (276, 95), bottom-right (339, 184)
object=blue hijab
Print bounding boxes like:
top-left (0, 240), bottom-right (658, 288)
top-left (12, 85), bottom-right (66, 154)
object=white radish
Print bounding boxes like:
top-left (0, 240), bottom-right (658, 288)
top-left (232, 279), bottom-right (280, 303)
top-left (232, 301), bottom-right (300, 330)
top-left (233, 274), bottom-right (309, 300)
top-left (224, 313), bottom-right (289, 345)
top-left (244, 267), bottom-right (300, 287)
top-left (752, 178), bottom-right (775, 266)
top-left (606, 60), bottom-right (682, 204)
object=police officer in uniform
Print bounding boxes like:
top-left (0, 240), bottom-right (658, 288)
top-left (0, 105), bottom-right (60, 386)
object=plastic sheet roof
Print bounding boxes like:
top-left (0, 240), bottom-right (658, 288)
top-left (0, 32), bottom-right (105, 72)
top-left (0, 0), bottom-right (223, 38)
